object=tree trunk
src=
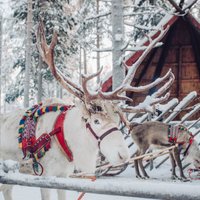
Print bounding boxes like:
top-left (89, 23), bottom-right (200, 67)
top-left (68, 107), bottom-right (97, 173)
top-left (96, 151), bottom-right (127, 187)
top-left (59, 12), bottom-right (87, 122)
top-left (56, 82), bottom-right (59, 98)
top-left (37, 56), bottom-right (42, 103)
top-left (83, 48), bottom-right (87, 74)
top-left (24, 0), bottom-right (33, 108)
top-left (96, 0), bottom-right (100, 83)
top-left (111, 0), bottom-right (125, 90)
top-left (0, 15), bottom-right (2, 113)
top-left (79, 46), bottom-right (82, 84)
top-left (60, 86), bottom-right (63, 98)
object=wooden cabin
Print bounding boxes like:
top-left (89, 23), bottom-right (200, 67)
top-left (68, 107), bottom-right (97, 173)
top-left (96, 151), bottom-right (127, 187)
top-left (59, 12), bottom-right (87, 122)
top-left (102, 13), bottom-right (200, 119)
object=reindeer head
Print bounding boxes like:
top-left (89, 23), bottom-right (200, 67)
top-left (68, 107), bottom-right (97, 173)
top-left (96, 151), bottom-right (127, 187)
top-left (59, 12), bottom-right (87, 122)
top-left (37, 21), bottom-right (174, 166)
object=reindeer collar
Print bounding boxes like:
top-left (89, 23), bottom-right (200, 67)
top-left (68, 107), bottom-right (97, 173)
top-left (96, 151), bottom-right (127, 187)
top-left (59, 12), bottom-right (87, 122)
top-left (168, 125), bottom-right (194, 157)
top-left (183, 134), bottom-right (194, 157)
top-left (168, 125), bottom-right (182, 144)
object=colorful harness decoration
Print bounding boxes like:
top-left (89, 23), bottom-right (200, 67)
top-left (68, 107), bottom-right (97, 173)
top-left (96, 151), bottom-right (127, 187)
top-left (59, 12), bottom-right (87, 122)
top-left (168, 125), bottom-right (194, 156)
top-left (18, 103), bottom-right (73, 175)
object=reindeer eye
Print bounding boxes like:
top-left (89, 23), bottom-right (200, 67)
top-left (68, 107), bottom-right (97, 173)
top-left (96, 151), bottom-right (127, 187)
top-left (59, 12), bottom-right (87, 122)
top-left (94, 119), bottom-right (100, 124)
top-left (96, 106), bottom-right (103, 112)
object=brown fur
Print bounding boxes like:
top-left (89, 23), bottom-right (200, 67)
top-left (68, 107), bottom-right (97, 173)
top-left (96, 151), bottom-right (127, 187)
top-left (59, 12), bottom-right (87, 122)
top-left (130, 121), bottom-right (192, 180)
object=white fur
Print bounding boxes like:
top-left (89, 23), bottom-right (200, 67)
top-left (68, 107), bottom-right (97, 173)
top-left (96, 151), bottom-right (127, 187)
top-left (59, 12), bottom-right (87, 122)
top-left (0, 98), bottom-right (130, 200)
top-left (184, 141), bottom-right (200, 168)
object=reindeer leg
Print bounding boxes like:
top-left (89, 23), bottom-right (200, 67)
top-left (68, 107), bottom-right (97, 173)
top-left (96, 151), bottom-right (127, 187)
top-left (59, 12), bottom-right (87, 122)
top-left (173, 147), bottom-right (188, 181)
top-left (138, 148), bottom-right (149, 179)
top-left (169, 152), bottom-right (178, 180)
top-left (134, 150), bottom-right (142, 178)
top-left (40, 188), bottom-right (51, 200)
top-left (134, 159), bottom-right (142, 178)
top-left (57, 189), bottom-right (66, 200)
top-left (138, 158), bottom-right (149, 179)
top-left (2, 186), bottom-right (13, 200)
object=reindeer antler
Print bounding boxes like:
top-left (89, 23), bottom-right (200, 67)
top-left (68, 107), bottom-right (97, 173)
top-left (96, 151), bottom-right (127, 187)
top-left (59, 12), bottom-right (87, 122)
top-left (37, 21), bottom-right (174, 107)
top-left (37, 21), bottom-right (84, 101)
top-left (120, 72), bottom-right (175, 114)
top-left (87, 26), bottom-right (172, 102)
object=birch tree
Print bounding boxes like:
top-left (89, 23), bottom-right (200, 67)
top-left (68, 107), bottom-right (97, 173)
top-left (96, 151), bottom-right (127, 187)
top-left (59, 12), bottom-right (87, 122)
top-left (24, 0), bottom-right (33, 108)
top-left (0, 14), bottom-right (2, 113)
top-left (111, 0), bottom-right (125, 90)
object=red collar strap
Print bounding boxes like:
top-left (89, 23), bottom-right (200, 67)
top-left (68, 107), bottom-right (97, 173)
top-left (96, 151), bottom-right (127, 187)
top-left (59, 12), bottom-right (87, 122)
top-left (53, 106), bottom-right (73, 162)
top-left (168, 125), bottom-right (194, 157)
top-left (183, 134), bottom-right (194, 157)
top-left (86, 123), bottom-right (118, 147)
top-left (168, 125), bottom-right (185, 145)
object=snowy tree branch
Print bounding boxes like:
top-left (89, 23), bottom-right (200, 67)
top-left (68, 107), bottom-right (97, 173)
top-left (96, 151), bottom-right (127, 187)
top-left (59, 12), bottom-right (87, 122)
top-left (86, 12), bottom-right (111, 21)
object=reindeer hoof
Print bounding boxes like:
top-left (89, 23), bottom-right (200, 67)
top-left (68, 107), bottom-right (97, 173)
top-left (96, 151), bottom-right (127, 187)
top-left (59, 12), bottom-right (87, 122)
top-left (171, 175), bottom-right (178, 180)
top-left (143, 175), bottom-right (150, 179)
top-left (136, 175), bottom-right (143, 179)
top-left (180, 177), bottom-right (190, 182)
top-left (136, 175), bottom-right (149, 180)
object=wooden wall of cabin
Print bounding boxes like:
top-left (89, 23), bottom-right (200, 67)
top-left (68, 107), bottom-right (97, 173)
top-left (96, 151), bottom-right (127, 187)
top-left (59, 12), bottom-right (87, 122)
top-left (129, 17), bottom-right (200, 120)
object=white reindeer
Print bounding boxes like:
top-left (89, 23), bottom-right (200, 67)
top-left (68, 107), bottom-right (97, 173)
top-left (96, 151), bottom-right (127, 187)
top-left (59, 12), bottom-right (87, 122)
top-left (0, 22), bottom-right (174, 200)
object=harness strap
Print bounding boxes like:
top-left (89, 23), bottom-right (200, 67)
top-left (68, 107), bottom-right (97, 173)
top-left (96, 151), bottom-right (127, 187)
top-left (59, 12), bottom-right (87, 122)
top-left (99, 127), bottom-right (118, 141)
top-left (49, 127), bottom-right (61, 136)
top-left (86, 123), bottom-right (118, 147)
top-left (168, 125), bottom-right (194, 157)
top-left (168, 125), bottom-right (185, 145)
top-left (54, 111), bottom-right (73, 162)
top-left (183, 135), bottom-right (194, 157)
top-left (86, 123), bottom-right (99, 141)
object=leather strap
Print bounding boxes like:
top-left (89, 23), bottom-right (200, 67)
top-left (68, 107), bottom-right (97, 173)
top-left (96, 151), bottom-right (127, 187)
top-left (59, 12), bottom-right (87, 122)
top-left (54, 109), bottom-right (73, 162)
top-left (86, 123), bottom-right (118, 147)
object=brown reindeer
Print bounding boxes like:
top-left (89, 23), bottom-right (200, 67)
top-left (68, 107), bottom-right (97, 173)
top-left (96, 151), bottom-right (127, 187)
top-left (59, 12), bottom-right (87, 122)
top-left (129, 121), bottom-right (200, 180)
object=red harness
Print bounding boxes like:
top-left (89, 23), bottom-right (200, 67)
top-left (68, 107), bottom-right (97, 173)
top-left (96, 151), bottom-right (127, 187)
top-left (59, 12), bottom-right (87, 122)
top-left (53, 111), bottom-right (73, 162)
top-left (26, 106), bottom-right (73, 162)
top-left (168, 125), bottom-right (194, 156)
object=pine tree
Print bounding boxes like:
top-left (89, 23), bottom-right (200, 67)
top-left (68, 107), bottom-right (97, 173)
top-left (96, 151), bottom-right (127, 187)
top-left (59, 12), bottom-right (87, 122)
top-left (5, 0), bottom-right (78, 103)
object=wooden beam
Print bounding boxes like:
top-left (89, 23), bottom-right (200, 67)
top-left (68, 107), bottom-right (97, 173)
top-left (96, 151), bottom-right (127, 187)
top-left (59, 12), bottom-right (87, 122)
top-left (167, 0), bottom-right (185, 14)
top-left (177, 47), bottom-right (183, 99)
top-left (179, 0), bottom-right (185, 9)
top-left (188, 22), bottom-right (200, 78)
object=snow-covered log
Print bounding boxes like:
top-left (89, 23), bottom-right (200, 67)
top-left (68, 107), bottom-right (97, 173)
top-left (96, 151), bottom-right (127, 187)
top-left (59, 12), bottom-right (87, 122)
top-left (0, 161), bottom-right (200, 200)
top-left (152, 98), bottom-right (179, 121)
top-left (181, 103), bottom-right (200, 123)
top-left (188, 118), bottom-right (200, 129)
top-left (193, 127), bottom-right (200, 137)
top-left (164, 91), bottom-right (197, 123)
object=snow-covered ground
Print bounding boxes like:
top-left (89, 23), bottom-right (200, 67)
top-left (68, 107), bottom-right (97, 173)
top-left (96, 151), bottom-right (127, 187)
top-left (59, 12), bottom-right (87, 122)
top-left (0, 158), bottom-right (200, 200)
top-left (1, 126), bottom-right (200, 200)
